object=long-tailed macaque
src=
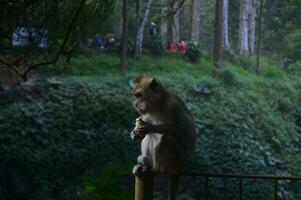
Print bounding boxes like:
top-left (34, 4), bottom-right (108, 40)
top-left (131, 75), bottom-right (196, 200)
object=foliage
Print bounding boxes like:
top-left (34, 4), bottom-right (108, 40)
top-left (0, 78), bottom-right (138, 199)
top-left (149, 34), bottom-right (164, 57)
top-left (79, 162), bottom-right (132, 200)
top-left (184, 42), bottom-right (202, 63)
top-left (264, 1), bottom-right (301, 54)
top-left (116, 39), bottom-right (135, 57)
top-left (283, 29), bottom-right (301, 64)
top-left (220, 68), bottom-right (238, 86)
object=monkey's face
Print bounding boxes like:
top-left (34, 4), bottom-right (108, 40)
top-left (132, 88), bottom-right (148, 114)
top-left (132, 76), bottom-right (163, 115)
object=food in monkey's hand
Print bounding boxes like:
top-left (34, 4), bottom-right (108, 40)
top-left (130, 117), bottom-right (146, 141)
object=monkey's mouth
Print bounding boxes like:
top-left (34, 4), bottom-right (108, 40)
top-left (132, 102), bottom-right (147, 114)
top-left (138, 109), bottom-right (146, 114)
top-left (134, 107), bottom-right (146, 115)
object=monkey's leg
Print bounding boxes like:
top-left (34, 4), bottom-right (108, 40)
top-left (137, 155), bottom-right (153, 168)
top-left (168, 175), bottom-right (179, 200)
top-left (133, 136), bottom-right (153, 177)
top-left (139, 135), bottom-right (153, 171)
top-left (133, 155), bottom-right (153, 177)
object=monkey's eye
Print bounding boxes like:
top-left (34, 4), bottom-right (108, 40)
top-left (135, 93), bottom-right (143, 98)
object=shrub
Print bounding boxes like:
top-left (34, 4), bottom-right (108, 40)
top-left (116, 39), bottom-right (135, 57)
top-left (0, 78), bottom-right (138, 199)
top-left (283, 29), bottom-right (301, 64)
top-left (150, 34), bottom-right (164, 56)
top-left (79, 162), bottom-right (132, 200)
top-left (220, 68), bottom-right (238, 86)
top-left (184, 41), bottom-right (201, 63)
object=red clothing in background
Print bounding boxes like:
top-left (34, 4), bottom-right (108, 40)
top-left (178, 41), bottom-right (188, 52)
top-left (166, 43), bottom-right (177, 52)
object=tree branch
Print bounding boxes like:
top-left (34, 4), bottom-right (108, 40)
top-left (0, 57), bottom-right (25, 80)
top-left (156, 0), bottom-right (185, 22)
top-left (22, 0), bottom-right (87, 79)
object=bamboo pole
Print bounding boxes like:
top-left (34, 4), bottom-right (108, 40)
top-left (135, 173), bottom-right (154, 200)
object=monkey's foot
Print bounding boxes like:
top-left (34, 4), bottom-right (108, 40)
top-left (132, 164), bottom-right (151, 177)
top-left (137, 155), bottom-right (152, 167)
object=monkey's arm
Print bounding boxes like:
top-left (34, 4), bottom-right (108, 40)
top-left (137, 119), bottom-right (195, 139)
top-left (149, 124), bottom-right (194, 139)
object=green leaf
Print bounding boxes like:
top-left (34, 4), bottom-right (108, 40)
top-left (84, 185), bottom-right (96, 193)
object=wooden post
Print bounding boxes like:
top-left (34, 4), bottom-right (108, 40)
top-left (237, 177), bottom-right (242, 200)
top-left (204, 176), bottom-right (209, 200)
top-left (272, 179), bottom-right (278, 200)
top-left (135, 174), bottom-right (154, 200)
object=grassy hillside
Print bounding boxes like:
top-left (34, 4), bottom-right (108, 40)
top-left (50, 49), bottom-right (296, 80)
top-left (1, 51), bottom-right (301, 200)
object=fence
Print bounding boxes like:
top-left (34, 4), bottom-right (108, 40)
top-left (134, 172), bottom-right (301, 200)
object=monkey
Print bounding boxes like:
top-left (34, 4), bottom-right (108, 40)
top-left (130, 75), bottom-right (196, 200)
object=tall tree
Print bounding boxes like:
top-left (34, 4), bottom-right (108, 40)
top-left (238, 0), bottom-right (249, 55)
top-left (172, 1), bottom-right (181, 43)
top-left (256, 0), bottom-right (264, 74)
top-left (191, 0), bottom-right (202, 42)
top-left (248, 0), bottom-right (256, 54)
top-left (160, 1), bottom-right (168, 41)
top-left (223, 0), bottom-right (231, 50)
top-left (213, 0), bottom-right (224, 73)
top-left (120, 0), bottom-right (128, 73)
top-left (134, 0), bottom-right (153, 59)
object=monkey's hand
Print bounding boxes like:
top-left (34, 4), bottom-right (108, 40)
top-left (131, 117), bottom-right (145, 140)
top-left (130, 118), bottom-right (154, 140)
top-left (130, 129), bottom-right (145, 141)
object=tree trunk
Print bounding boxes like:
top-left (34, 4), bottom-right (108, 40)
top-left (120, 0), bottom-right (129, 73)
top-left (134, 0), bottom-right (142, 57)
top-left (248, 0), bottom-right (256, 54)
top-left (256, 0), bottom-right (263, 75)
top-left (238, 0), bottom-right (249, 55)
top-left (213, 0), bottom-right (224, 73)
top-left (191, 0), bottom-right (202, 42)
top-left (134, 0), bottom-right (153, 59)
top-left (160, 1), bottom-right (168, 41)
top-left (223, 0), bottom-right (230, 50)
top-left (136, 0), bottom-right (142, 33)
top-left (172, 2), bottom-right (180, 44)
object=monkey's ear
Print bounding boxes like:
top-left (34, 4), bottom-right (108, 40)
top-left (149, 78), bottom-right (159, 90)
top-left (135, 75), bottom-right (145, 83)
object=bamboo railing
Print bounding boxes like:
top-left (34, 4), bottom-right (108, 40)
top-left (134, 172), bottom-right (301, 200)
